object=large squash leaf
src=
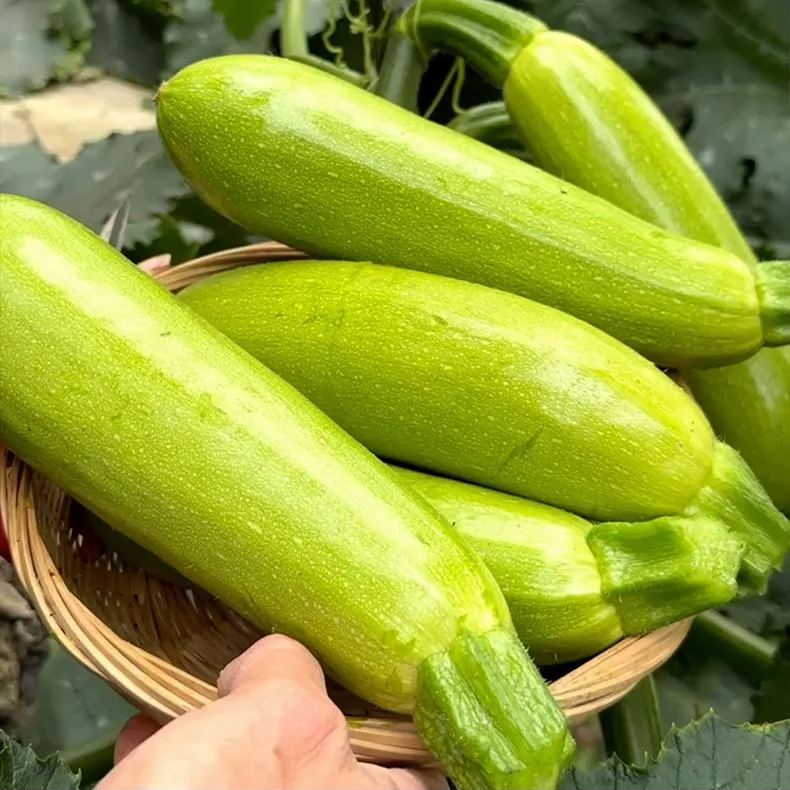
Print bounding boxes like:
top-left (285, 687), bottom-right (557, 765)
top-left (561, 713), bottom-right (790, 790)
top-left (0, 0), bottom-right (93, 97)
top-left (0, 732), bottom-right (79, 790)
top-left (0, 132), bottom-right (189, 247)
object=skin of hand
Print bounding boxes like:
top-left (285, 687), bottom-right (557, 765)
top-left (97, 634), bottom-right (448, 790)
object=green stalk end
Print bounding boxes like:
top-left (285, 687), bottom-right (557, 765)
top-left (398, 0), bottom-right (547, 86)
top-left (414, 628), bottom-right (573, 790)
top-left (588, 515), bottom-right (744, 633)
top-left (687, 442), bottom-right (790, 594)
top-left (756, 261), bottom-right (790, 346)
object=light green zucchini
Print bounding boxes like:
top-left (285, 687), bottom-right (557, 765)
top-left (156, 55), bottom-right (788, 368)
top-left (393, 468), bottom-right (744, 661)
top-left (178, 260), bottom-right (790, 593)
top-left (71, 461), bottom-right (744, 665)
top-left (401, 0), bottom-right (790, 513)
top-left (0, 195), bottom-right (573, 790)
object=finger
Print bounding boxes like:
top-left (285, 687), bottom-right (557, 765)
top-left (114, 713), bottom-right (162, 764)
top-left (218, 633), bottom-right (327, 697)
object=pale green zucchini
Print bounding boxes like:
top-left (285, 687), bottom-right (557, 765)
top-left (401, 0), bottom-right (790, 513)
top-left (71, 461), bottom-right (744, 664)
top-left (155, 55), bottom-right (789, 368)
top-left (0, 195), bottom-right (573, 790)
top-left (393, 468), bottom-right (744, 661)
top-left (178, 260), bottom-right (790, 593)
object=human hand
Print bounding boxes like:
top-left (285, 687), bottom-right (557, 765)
top-left (98, 634), bottom-right (447, 790)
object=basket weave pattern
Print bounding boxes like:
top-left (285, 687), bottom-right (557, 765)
top-left (0, 241), bottom-right (691, 766)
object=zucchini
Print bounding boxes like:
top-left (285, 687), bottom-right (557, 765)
top-left (0, 195), bottom-right (573, 790)
top-left (178, 260), bottom-right (790, 593)
top-left (72, 463), bottom-right (743, 665)
top-left (155, 55), bottom-right (789, 368)
top-left (400, 0), bottom-right (790, 513)
top-left (394, 468), bottom-right (744, 662)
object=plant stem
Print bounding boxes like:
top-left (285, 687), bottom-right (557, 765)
top-left (599, 675), bottom-right (662, 767)
top-left (690, 610), bottom-right (777, 682)
top-left (374, 32), bottom-right (424, 111)
top-left (281, 0), bottom-right (310, 58)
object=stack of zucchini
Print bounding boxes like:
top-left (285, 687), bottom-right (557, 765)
top-left (1, 1), bottom-right (788, 787)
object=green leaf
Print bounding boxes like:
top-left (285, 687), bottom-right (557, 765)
top-left (0, 0), bottom-right (93, 97)
top-left (661, 83), bottom-right (790, 256)
top-left (0, 132), bottom-right (190, 248)
top-left (726, 558), bottom-right (790, 639)
top-left (164, 0), bottom-right (279, 75)
top-left (86, 0), bottom-right (166, 84)
top-left (0, 731), bottom-right (80, 790)
top-left (655, 648), bottom-right (756, 730)
top-left (212, 0), bottom-right (277, 40)
top-left (560, 713), bottom-right (790, 789)
top-left (19, 644), bottom-right (134, 759)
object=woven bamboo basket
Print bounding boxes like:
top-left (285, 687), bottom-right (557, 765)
top-left (0, 241), bottom-right (691, 767)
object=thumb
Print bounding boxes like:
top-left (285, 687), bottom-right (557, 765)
top-left (218, 633), bottom-right (327, 697)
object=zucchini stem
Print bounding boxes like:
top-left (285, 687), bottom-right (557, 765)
top-left (397, 0), bottom-right (547, 86)
top-left (415, 628), bottom-right (574, 789)
top-left (756, 261), bottom-right (790, 346)
top-left (280, 0), bottom-right (368, 86)
top-left (599, 675), bottom-right (662, 767)
top-left (374, 32), bottom-right (424, 111)
top-left (687, 442), bottom-right (790, 594)
top-left (588, 514), bottom-right (744, 633)
top-left (280, 0), bottom-right (309, 58)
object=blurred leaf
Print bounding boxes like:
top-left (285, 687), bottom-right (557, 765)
top-left (0, 730), bottom-right (80, 790)
top-left (560, 713), bottom-right (790, 789)
top-left (122, 0), bottom-right (179, 17)
top-left (164, 0), bottom-right (279, 75)
top-left (86, 0), bottom-right (166, 84)
top-left (655, 650), bottom-right (756, 730)
top-left (0, 0), bottom-right (92, 97)
top-left (0, 132), bottom-right (190, 248)
top-left (19, 644), bottom-right (133, 759)
top-left (661, 83), bottom-right (790, 255)
top-left (753, 630), bottom-right (790, 723)
top-left (212, 0), bottom-right (277, 39)
top-left (725, 558), bottom-right (790, 638)
top-left (526, 0), bottom-right (789, 93)
top-left (0, 143), bottom-right (62, 195)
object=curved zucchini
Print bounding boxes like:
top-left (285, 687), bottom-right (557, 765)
top-left (178, 260), bottom-right (790, 593)
top-left (155, 55), bottom-right (788, 368)
top-left (400, 0), bottom-right (790, 513)
top-left (0, 195), bottom-right (573, 790)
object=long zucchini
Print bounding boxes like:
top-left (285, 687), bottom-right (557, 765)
top-left (178, 260), bottom-right (790, 593)
top-left (155, 55), bottom-right (789, 368)
top-left (81, 464), bottom-right (744, 666)
top-left (400, 0), bottom-right (790, 513)
top-left (0, 195), bottom-right (573, 790)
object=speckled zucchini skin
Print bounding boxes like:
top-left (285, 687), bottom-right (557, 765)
top-left (156, 55), bottom-right (768, 369)
top-left (0, 195), bottom-right (509, 710)
top-left (180, 260), bottom-right (714, 521)
top-left (502, 30), bottom-right (790, 513)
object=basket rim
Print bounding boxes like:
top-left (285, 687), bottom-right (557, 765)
top-left (0, 241), bottom-right (692, 764)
